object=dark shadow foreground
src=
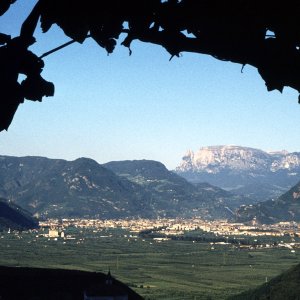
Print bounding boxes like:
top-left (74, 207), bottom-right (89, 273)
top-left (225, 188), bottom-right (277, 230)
top-left (0, 265), bottom-right (143, 300)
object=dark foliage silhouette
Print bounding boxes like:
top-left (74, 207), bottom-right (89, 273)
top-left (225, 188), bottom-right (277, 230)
top-left (0, 0), bottom-right (15, 17)
top-left (0, 0), bottom-right (54, 131)
top-left (1, 0), bottom-right (300, 131)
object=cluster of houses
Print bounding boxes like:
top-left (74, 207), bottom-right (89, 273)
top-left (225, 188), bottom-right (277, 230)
top-left (39, 218), bottom-right (300, 238)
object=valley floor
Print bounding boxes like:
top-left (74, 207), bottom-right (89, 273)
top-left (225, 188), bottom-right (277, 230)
top-left (0, 225), bottom-right (299, 299)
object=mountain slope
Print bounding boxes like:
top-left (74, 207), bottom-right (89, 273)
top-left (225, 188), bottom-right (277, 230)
top-left (175, 145), bottom-right (300, 202)
top-left (0, 156), bottom-right (153, 219)
top-left (236, 180), bottom-right (300, 224)
top-left (0, 155), bottom-right (250, 220)
top-left (104, 160), bottom-right (249, 219)
top-left (0, 198), bottom-right (38, 231)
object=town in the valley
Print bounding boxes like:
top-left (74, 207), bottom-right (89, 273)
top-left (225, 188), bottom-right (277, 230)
top-left (36, 217), bottom-right (300, 251)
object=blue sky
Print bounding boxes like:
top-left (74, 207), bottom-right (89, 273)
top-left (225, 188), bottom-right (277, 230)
top-left (1, 0), bottom-right (300, 170)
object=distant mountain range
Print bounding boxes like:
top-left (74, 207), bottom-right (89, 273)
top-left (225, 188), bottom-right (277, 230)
top-left (2, 149), bottom-right (300, 224)
top-left (175, 145), bottom-right (300, 202)
top-left (0, 155), bottom-right (250, 220)
top-left (104, 160), bottom-right (251, 219)
top-left (0, 198), bottom-right (38, 231)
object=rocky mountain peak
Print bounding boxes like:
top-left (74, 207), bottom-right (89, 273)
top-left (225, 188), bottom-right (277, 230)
top-left (176, 145), bottom-right (300, 173)
top-left (175, 145), bottom-right (300, 202)
top-left (177, 145), bottom-right (272, 173)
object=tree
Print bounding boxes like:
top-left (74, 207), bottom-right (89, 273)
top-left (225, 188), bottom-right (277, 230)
top-left (1, 0), bottom-right (300, 132)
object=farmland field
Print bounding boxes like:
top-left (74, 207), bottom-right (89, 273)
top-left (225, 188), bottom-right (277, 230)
top-left (0, 227), bottom-right (299, 299)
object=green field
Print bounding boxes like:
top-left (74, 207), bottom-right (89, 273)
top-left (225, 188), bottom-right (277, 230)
top-left (0, 227), bottom-right (299, 299)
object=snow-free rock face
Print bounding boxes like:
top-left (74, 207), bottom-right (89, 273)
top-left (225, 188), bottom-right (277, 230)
top-left (178, 145), bottom-right (273, 173)
top-left (175, 145), bottom-right (300, 202)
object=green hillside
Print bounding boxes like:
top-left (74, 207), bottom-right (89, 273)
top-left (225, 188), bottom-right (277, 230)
top-left (228, 262), bottom-right (300, 300)
top-left (236, 180), bottom-right (300, 224)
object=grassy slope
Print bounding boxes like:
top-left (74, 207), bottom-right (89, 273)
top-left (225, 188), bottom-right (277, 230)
top-left (227, 263), bottom-right (300, 300)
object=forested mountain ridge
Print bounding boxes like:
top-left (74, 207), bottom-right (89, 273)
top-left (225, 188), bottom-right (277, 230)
top-left (236, 180), bottom-right (300, 224)
top-left (0, 155), bottom-right (153, 219)
top-left (104, 159), bottom-right (251, 219)
top-left (0, 155), bottom-right (248, 219)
